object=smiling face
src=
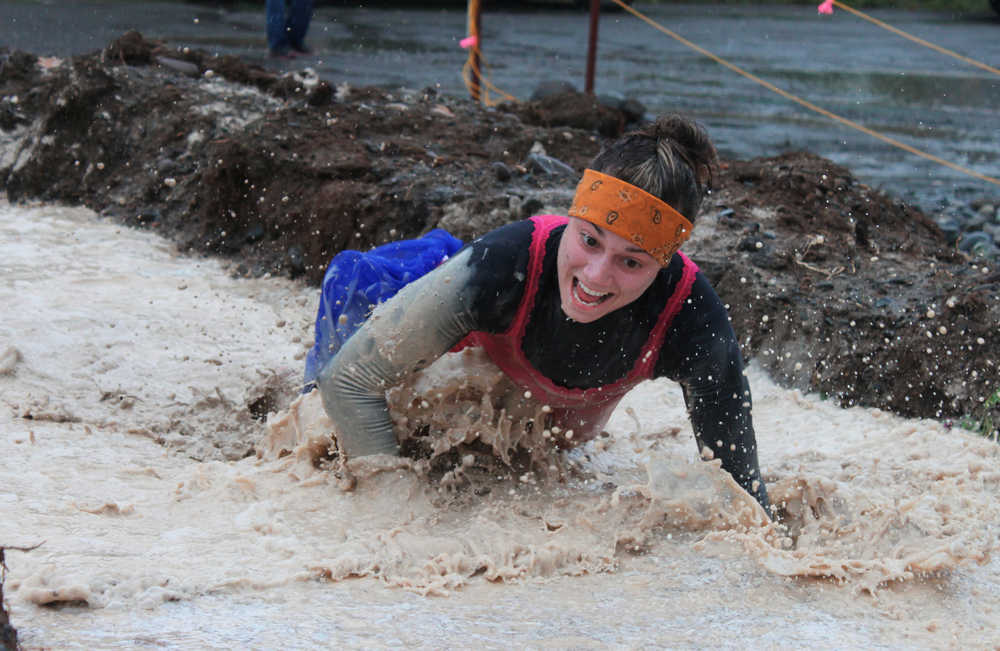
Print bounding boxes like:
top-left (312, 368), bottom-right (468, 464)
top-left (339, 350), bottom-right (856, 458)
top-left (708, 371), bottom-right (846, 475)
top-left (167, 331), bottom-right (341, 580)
top-left (556, 218), bottom-right (661, 323)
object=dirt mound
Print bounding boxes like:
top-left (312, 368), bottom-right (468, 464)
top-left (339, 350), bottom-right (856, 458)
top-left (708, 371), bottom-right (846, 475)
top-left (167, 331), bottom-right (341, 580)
top-left (709, 154), bottom-right (996, 421)
top-left (1, 33), bottom-right (997, 431)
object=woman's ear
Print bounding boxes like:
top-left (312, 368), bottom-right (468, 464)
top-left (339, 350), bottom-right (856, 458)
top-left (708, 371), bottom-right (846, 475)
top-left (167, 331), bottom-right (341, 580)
top-left (696, 162), bottom-right (714, 189)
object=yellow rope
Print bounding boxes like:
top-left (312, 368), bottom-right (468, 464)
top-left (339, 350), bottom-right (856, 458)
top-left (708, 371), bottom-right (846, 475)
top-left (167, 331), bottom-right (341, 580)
top-left (609, 0), bottom-right (1000, 188)
top-left (462, 50), bottom-right (519, 106)
top-left (463, 0), bottom-right (518, 106)
top-left (832, 0), bottom-right (1000, 77)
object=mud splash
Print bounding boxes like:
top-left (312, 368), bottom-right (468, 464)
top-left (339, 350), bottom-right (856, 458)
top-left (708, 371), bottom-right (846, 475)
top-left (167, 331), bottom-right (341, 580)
top-left (3, 202), bottom-right (1000, 647)
top-left (262, 371), bottom-right (997, 598)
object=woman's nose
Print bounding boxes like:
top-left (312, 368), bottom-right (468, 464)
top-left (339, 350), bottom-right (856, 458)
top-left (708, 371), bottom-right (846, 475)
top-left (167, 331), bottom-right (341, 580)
top-left (581, 252), bottom-right (613, 283)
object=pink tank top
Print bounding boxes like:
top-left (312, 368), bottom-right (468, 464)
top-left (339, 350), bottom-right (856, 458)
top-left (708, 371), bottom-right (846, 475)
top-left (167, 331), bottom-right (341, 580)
top-left (459, 215), bottom-right (699, 443)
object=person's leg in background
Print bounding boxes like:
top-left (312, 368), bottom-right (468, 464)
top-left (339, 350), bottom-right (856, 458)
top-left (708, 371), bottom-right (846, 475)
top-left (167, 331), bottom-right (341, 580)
top-left (287, 0), bottom-right (314, 54)
top-left (266, 0), bottom-right (291, 57)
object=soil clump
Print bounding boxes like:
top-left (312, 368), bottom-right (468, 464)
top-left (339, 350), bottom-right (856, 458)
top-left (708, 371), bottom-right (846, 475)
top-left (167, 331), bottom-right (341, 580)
top-left (1, 32), bottom-right (997, 433)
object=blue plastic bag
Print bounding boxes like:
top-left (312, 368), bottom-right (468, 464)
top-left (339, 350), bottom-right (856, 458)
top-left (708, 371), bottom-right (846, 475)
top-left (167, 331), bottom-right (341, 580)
top-left (304, 229), bottom-right (464, 387)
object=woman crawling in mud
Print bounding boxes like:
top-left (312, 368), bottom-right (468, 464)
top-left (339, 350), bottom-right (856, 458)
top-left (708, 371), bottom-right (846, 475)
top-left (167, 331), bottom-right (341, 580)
top-left (303, 114), bottom-right (771, 515)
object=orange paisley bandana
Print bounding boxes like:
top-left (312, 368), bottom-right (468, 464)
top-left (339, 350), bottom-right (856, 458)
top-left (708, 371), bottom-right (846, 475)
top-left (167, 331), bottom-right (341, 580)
top-left (567, 169), bottom-right (693, 266)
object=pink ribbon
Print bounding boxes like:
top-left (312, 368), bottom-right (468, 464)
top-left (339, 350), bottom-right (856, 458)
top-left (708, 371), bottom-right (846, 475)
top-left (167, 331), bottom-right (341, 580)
top-left (460, 35), bottom-right (478, 49)
top-left (817, 0), bottom-right (834, 15)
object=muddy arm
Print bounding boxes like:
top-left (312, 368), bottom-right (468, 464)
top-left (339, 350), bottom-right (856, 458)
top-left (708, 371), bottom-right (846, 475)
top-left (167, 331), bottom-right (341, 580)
top-left (315, 248), bottom-right (478, 457)
top-left (664, 275), bottom-right (771, 515)
top-left (680, 344), bottom-right (770, 514)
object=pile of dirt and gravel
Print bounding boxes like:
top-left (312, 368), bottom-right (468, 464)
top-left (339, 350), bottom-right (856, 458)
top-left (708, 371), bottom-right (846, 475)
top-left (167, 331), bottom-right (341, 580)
top-left (1, 32), bottom-right (997, 433)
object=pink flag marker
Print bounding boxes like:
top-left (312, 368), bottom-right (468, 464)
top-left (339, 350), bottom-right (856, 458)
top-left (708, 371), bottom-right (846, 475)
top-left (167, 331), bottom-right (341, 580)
top-left (817, 0), bottom-right (834, 15)
top-left (460, 35), bottom-right (478, 49)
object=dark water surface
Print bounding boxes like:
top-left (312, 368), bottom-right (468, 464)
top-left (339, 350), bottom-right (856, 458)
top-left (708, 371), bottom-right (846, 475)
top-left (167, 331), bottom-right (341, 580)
top-left (4, 0), bottom-right (1000, 209)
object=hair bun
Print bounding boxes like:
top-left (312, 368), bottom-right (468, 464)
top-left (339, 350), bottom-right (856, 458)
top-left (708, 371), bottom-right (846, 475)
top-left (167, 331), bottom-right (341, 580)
top-left (587, 113), bottom-right (719, 222)
top-left (643, 115), bottom-right (718, 187)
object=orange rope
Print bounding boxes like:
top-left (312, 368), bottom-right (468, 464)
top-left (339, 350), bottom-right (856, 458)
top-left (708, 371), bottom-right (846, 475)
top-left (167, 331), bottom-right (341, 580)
top-left (462, 0), bottom-right (517, 106)
top-left (609, 0), bottom-right (1000, 189)
top-left (462, 51), bottom-right (518, 106)
top-left (832, 0), bottom-right (1000, 78)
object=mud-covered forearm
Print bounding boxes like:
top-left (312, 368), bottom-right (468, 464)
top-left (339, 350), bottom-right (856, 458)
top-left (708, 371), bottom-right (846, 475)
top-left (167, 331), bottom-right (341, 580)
top-left (663, 276), bottom-right (771, 515)
top-left (682, 360), bottom-right (770, 513)
top-left (316, 248), bottom-right (479, 457)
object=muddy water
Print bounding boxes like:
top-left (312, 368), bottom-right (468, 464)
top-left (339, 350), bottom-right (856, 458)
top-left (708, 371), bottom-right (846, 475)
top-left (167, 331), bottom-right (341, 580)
top-left (5, 1), bottom-right (998, 209)
top-left (3, 201), bottom-right (1000, 648)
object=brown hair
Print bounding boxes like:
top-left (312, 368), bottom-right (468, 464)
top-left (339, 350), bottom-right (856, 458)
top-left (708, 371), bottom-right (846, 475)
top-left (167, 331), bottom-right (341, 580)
top-left (587, 115), bottom-right (718, 223)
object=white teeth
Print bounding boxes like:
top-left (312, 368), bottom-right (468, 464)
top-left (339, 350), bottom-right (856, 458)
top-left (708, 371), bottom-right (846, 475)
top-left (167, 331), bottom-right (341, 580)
top-left (577, 279), bottom-right (609, 298)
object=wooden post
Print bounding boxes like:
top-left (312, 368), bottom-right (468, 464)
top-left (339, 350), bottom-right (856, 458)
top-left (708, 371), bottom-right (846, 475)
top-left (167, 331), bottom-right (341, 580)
top-left (468, 0), bottom-right (482, 102)
top-left (585, 0), bottom-right (599, 94)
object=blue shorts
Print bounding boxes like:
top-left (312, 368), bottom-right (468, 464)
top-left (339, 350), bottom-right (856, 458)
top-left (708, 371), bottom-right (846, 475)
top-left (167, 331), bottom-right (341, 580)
top-left (303, 229), bottom-right (464, 388)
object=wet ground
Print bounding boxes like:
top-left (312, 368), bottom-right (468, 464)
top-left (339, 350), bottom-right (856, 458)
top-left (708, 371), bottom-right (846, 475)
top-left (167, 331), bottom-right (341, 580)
top-left (4, 0), bottom-right (1000, 210)
top-left (1, 202), bottom-right (999, 650)
top-left (2, 6), bottom-right (1000, 646)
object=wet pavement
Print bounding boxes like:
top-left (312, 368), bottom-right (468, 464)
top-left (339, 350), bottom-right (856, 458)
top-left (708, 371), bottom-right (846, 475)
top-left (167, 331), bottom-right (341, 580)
top-left (4, 0), bottom-right (999, 209)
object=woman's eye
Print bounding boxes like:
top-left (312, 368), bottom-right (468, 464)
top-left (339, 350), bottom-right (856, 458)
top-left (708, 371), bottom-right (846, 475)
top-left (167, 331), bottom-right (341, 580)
top-left (581, 233), bottom-right (597, 247)
top-left (623, 258), bottom-right (641, 269)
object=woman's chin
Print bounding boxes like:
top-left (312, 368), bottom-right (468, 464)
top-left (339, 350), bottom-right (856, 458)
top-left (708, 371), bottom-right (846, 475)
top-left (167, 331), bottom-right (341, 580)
top-left (560, 297), bottom-right (607, 323)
